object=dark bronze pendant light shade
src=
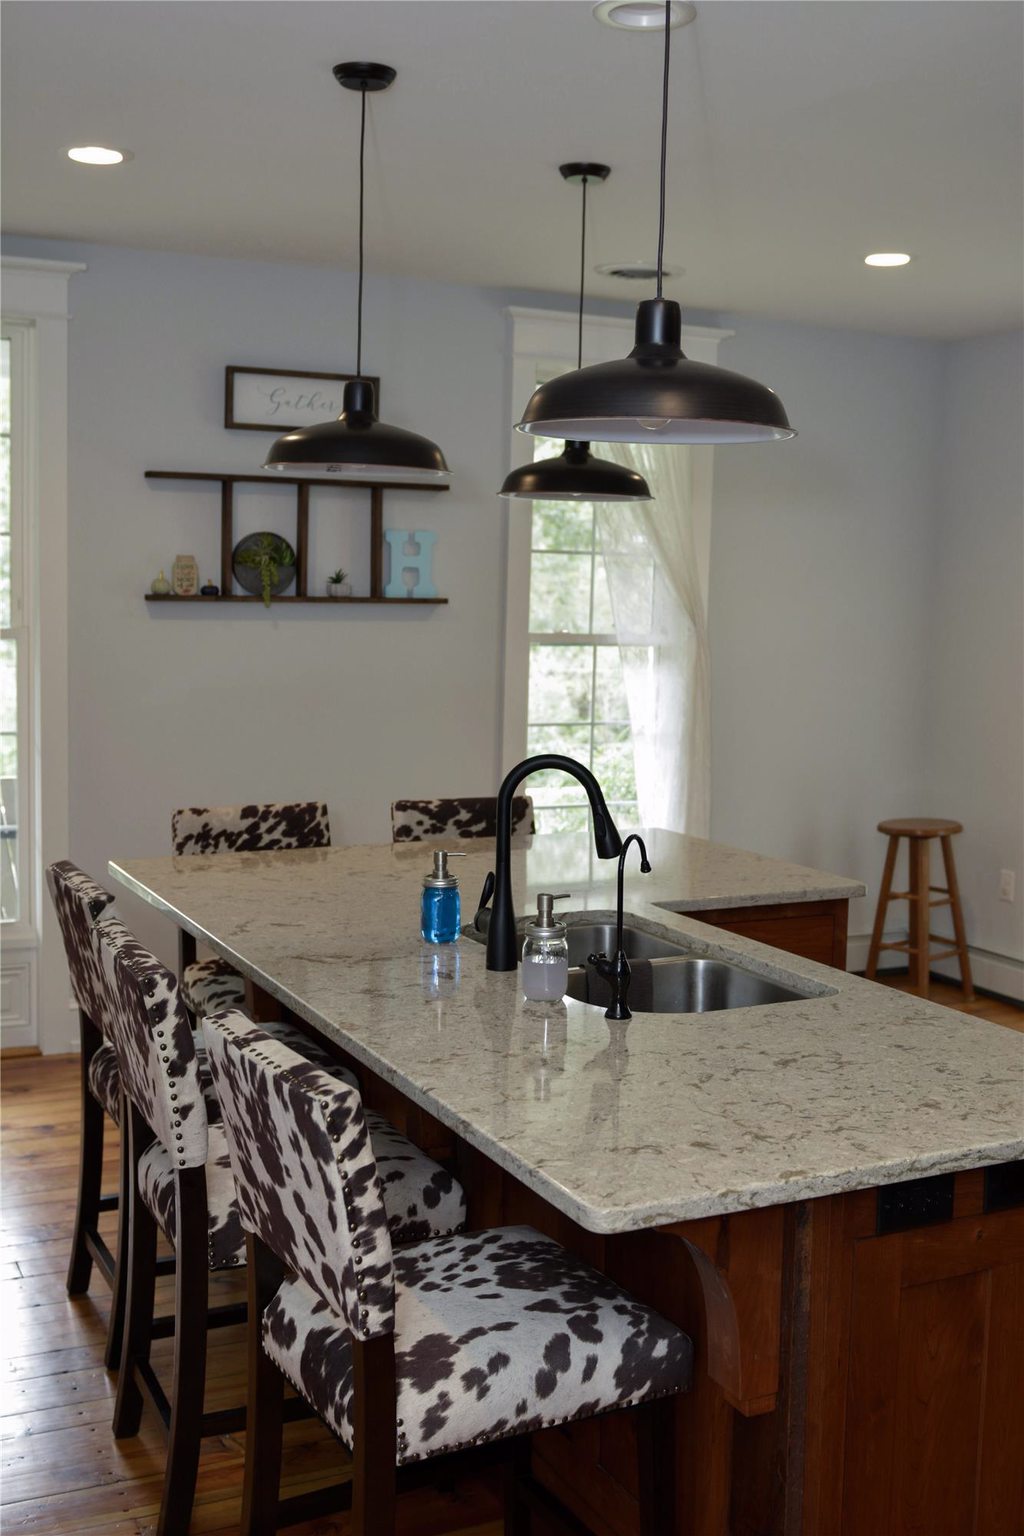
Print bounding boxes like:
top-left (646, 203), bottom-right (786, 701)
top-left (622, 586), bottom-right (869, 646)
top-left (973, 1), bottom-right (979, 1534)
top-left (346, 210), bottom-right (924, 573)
top-left (264, 63), bottom-right (449, 482)
top-left (500, 163), bottom-right (652, 501)
top-left (515, 5), bottom-right (794, 447)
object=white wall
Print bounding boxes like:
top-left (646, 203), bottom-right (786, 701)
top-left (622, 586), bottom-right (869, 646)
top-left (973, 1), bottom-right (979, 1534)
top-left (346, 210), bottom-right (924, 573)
top-left (926, 331), bottom-right (1023, 993)
top-left (4, 236), bottom-right (516, 1015)
top-left (707, 318), bottom-right (943, 944)
top-left (4, 235), bottom-right (1019, 1043)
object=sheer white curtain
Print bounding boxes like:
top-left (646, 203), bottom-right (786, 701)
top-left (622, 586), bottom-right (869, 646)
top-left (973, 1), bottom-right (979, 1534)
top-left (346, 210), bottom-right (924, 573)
top-left (596, 443), bottom-right (710, 837)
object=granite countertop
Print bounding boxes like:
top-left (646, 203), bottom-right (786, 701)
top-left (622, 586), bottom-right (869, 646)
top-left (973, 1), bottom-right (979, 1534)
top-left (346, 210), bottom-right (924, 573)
top-left (110, 833), bottom-right (1022, 1234)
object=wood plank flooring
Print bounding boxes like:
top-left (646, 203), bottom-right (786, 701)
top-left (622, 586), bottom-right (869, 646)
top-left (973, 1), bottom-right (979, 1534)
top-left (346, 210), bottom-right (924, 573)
top-left (0, 1054), bottom-right (503, 1535)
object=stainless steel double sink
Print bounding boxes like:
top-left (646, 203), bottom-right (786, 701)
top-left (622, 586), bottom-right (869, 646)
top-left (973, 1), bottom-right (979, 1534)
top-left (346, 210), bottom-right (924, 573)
top-left (467, 920), bottom-right (818, 1014)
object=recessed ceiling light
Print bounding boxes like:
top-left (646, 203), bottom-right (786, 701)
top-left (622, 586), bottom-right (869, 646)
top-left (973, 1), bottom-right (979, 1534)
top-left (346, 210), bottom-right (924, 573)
top-left (864, 252), bottom-right (912, 267)
top-left (594, 2), bottom-right (696, 31)
top-left (67, 145), bottom-right (131, 166)
top-left (595, 259), bottom-right (685, 281)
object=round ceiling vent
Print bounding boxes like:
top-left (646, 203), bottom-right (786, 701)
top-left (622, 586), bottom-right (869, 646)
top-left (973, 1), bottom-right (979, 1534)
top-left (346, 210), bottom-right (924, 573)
top-left (595, 259), bottom-right (685, 281)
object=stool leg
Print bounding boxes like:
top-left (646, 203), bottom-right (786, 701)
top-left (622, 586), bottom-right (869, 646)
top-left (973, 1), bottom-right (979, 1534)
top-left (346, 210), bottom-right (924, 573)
top-left (241, 1234), bottom-right (285, 1536)
top-left (865, 836), bottom-right (899, 980)
top-left (157, 1168), bottom-right (209, 1536)
top-left (113, 1105), bottom-right (158, 1439)
top-left (103, 1093), bottom-right (131, 1369)
top-left (940, 835), bottom-right (975, 1003)
top-left (908, 838), bottom-right (931, 997)
top-left (636, 1395), bottom-right (677, 1535)
top-left (67, 1012), bottom-right (105, 1295)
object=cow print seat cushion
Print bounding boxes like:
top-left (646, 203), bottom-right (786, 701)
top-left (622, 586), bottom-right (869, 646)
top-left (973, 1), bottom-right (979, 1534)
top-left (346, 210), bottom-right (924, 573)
top-left (261, 1225), bottom-right (692, 1464)
top-left (172, 801), bottom-right (331, 857)
top-left (390, 796), bottom-right (535, 846)
top-left (138, 1102), bottom-right (465, 1270)
top-left (86, 1042), bottom-right (123, 1125)
top-left (181, 957), bottom-right (246, 1018)
top-left (139, 1123), bottom-right (245, 1269)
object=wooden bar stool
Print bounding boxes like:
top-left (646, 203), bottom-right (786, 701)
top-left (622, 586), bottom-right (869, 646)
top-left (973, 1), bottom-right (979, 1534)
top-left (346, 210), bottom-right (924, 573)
top-left (865, 818), bottom-right (974, 1001)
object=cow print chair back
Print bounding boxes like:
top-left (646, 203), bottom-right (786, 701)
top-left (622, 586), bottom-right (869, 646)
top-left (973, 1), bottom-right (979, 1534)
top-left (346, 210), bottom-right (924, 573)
top-left (96, 915), bottom-right (209, 1170)
top-left (46, 860), bottom-right (117, 1030)
top-left (171, 801), bottom-right (331, 857)
top-left (390, 794), bottom-right (535, 846)
top-left (204, 1010), bottom-right (394, 1341)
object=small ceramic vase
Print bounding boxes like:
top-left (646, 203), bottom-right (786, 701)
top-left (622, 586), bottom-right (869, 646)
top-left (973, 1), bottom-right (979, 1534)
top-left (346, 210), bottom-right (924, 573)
top-left (151, 570), bottom-right (171, 596)
top-left (326, 580), bottom-right (352, 598)
top-left (200, 582), bottom-right (220, 597)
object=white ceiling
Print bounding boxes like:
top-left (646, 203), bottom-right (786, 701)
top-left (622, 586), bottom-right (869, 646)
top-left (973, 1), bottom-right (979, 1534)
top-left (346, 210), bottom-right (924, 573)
top-left (3, 1), bottom-right (1022, 339)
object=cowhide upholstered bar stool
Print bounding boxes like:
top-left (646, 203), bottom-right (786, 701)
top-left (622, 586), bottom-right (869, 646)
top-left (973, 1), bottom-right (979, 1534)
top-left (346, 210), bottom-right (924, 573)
top-left (170, 800), bottom-right (331, 1024)
top-left (206, 1011), bottom-right (693, 1536)
top-left (46, 861), bottom-right (127, 1367)
top-left (390, 794), bottom-right (535, 845)
top-left (95, 916), bottom-right (467, 1536)
top-left (865, 818), bottom-right (975, 1001)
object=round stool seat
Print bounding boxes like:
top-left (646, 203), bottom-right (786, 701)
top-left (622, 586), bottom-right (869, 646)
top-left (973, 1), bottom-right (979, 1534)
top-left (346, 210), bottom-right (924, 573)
top-left (877, 817), bottom-right (962, 839)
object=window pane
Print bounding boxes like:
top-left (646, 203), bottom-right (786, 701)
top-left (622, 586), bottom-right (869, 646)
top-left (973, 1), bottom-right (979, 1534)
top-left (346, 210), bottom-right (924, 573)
top-left (0, 338), bottom-right (9, 436)
top-left (527, 723), bottom-right (592, 761)
top-left (528, 643), bottom-right (593, 725)
top-left (0, 636), bottom-right (19, 923)
top-left (591, 549), bottom-right (615, 633)
top-left (594, 645), bottom-right (629, 723)
top-left (531, 499), bottom-right (594, 553)
top-left (593, 737), bottom-right (638, 807)
top-left (529, 553), bottom-right (592, 634)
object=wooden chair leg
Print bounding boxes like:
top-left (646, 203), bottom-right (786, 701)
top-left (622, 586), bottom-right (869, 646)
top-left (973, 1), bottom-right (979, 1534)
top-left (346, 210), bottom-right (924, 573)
top-left (241, 1234), bottom-right (286, 1536)
top-left (636, 1396), bottom-right (677, 1535)
top-left (351, 1334), bottom-right (397, 1536)
top-left (67, 1011), bottom-right (105, 1295)
top-left (504, 1435), bottom-right (532, 1536)
top-left (157, 1167), bottom-right (209, 1536)
top-left (941, 835), bottom-right (975, 1003)
top-left (103, 1092), bottom-right (131, 1369)
top-left (865, 836), bottom-right (898, 980)
top-left (908, 837), bottom-right (932, 997)
top-left (113, 1105), bottom-right (158, 1438)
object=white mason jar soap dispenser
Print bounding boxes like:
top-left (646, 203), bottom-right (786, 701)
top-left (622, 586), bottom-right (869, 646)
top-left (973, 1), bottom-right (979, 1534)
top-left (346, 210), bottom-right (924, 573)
top-left (521, 892), bottom-right (571, 1001)
top-left (420, 849), bottom-right (466, 944)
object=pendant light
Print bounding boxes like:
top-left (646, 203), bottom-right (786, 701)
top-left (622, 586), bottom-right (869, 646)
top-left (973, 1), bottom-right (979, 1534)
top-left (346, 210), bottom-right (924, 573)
top-left (499, 164), bottom-right (651, 502)
top-left (265, 62), bottom-right (449, 482)
top-left (515, 5), bottom-right (795, 446)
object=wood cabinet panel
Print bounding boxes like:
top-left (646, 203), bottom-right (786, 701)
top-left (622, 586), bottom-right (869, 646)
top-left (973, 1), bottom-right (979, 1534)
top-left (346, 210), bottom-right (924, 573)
top-left (686, 899), bottom-right (849, 970)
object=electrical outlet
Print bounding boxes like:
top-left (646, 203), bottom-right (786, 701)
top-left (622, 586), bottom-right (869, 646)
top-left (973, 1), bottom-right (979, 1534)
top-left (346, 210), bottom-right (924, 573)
top-left (999, 869), bottom-right (1016, 903)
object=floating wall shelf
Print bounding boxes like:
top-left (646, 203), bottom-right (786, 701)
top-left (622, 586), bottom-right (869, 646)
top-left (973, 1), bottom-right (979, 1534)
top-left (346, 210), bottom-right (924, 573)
top-left (144, 469), bottom-right (449, 606)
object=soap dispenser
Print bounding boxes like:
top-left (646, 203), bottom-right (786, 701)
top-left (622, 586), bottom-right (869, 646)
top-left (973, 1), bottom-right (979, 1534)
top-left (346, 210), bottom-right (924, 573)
top-left (420, 850), bottom-right (466, 944)
top-left (521, 892), bottom-right (571, 1001)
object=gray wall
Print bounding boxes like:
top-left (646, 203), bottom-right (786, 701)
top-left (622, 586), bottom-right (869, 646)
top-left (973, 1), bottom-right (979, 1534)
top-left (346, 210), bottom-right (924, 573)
top-left (5, 236), bottom-right (1019, 998)
top-left (927, 332), bottom-right (1023, 981)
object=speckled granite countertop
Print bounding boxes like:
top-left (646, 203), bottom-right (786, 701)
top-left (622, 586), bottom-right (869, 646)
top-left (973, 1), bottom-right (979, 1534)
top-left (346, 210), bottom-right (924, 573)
top-left (110, 834), bottom-right (1021, 1234)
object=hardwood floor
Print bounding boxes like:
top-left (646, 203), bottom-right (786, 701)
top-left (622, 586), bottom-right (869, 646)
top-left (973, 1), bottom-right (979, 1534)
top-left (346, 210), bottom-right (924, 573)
top-left (2, 980), bottom-right (1019, 1533)
top-left (0, 1054), bottom-right (502, 1535)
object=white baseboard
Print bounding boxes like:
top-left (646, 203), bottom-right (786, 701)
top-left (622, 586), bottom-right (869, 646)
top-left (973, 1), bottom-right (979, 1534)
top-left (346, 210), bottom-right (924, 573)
top-left (847, 931), bottom-right (1024, 1004)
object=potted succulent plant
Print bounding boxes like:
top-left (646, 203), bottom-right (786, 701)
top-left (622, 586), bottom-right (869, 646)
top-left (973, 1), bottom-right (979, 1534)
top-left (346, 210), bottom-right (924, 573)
top-left (232, 532), bottom-right (296, 607)
top-left (326, 567), bottom-right (351, 599)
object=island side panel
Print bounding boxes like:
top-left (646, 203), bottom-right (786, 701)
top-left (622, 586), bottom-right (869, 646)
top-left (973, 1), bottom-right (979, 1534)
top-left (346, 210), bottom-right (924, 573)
top-left (686, 898), bottom-right (849, 969)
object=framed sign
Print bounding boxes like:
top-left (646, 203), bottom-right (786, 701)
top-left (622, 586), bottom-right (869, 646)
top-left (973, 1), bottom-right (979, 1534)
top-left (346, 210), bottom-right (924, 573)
top-left (224, 366), bottom-right (380, 433)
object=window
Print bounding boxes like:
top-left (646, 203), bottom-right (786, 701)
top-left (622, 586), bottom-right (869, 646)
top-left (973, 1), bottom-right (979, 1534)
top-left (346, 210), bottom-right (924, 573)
top-left (524, 436), bottom-right (643, 835)
top-left (0, 325), bottom-right (27, 924)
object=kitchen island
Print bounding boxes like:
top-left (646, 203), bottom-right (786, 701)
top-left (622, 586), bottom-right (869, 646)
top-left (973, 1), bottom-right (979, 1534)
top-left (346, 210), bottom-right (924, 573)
top-left (110, 832), bottom-right (1024, 1536)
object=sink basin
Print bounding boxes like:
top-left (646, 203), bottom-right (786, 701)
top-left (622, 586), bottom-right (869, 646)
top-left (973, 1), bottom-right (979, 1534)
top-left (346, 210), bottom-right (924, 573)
top-left (566, 955), bottom-right (814, 1014)
top-left (464, 921), bottom-right (691, 966)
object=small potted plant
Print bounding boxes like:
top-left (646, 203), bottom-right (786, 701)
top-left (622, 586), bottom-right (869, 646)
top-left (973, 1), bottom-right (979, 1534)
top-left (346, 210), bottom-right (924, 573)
top-left (232, 532), bottom-right (296, 608)
top-left (326, 567), bottom-right (351, 599)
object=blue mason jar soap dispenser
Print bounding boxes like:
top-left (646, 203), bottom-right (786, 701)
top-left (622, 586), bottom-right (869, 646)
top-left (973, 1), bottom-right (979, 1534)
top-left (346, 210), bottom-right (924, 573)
top-left (420, 849), bottom-right (466, 944)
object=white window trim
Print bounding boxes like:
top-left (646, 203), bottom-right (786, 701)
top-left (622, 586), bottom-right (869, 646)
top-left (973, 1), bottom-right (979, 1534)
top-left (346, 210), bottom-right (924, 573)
top-left (500, 305), bottom-right (731, 774)
top-left (2, 256), bottom-right (84, 1052)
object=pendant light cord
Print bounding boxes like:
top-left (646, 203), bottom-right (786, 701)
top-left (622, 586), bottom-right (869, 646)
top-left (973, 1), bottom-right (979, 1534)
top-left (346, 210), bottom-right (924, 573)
top-left (577, 174), bottom-right (588, 371)
top-left (656, 0), bottom-right (672, 299)
top-left (356, 84), bottom-right (367, 378)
